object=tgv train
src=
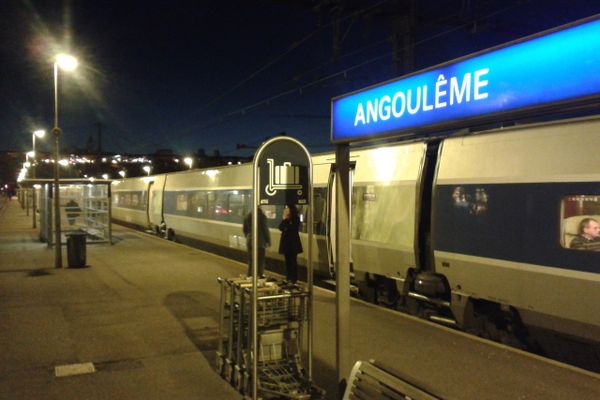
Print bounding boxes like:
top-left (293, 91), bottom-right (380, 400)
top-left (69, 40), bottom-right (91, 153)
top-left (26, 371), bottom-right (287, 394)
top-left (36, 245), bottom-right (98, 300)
top-left (112, 116), bottom-right (600, 370)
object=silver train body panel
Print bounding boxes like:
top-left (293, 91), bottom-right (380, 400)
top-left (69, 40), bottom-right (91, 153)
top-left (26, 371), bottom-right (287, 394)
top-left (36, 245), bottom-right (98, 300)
top-left (434, 117), bottom-right (600, 342)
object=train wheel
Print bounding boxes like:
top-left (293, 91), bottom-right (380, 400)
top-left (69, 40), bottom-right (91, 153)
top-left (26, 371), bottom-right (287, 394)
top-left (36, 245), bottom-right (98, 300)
top-left (166, 229), bottom-right (175, 241)
top-left (466, 303), bottom-right (529, 350)
top-left (404, 296), bottom-right (422, 317)
top-left (375, 278), bottom-right (399, 308)
top-left (356, 276), bottom-right (376, 303)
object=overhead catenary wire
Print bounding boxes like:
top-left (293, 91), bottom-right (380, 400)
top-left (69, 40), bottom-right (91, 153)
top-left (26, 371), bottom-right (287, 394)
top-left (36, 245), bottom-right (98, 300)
top-left (153, 0), bottom-right (529, 154)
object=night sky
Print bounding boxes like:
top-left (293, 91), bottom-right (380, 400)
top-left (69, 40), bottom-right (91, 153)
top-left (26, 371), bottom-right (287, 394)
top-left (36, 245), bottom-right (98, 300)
top-left (1, 0), bottom-right (599, 157)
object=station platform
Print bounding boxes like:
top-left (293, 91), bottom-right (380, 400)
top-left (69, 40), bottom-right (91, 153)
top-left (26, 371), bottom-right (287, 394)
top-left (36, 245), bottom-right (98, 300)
top-left (1, 197), bottom-right (599, 399)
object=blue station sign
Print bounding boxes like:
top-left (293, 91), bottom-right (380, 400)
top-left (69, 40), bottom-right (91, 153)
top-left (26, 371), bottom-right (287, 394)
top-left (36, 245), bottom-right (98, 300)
top-left (331, 15), bottom-right (600, 143)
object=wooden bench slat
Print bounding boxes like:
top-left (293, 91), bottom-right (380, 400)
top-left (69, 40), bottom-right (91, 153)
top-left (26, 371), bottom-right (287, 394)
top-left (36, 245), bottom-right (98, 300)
top-left (343, 360), bottom-right (442, 400)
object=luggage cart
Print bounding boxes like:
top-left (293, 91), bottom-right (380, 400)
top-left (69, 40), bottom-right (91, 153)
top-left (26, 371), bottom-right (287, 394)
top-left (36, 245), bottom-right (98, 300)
top-left (217, 277), bottom-right (324, 399)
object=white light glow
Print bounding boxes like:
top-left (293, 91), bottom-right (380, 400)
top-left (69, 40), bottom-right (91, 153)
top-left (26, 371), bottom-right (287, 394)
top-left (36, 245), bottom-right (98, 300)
top-left (58, 159), bottom-right (69, 167)
top-left (56, 54), bottom-right (78, 71)
top-left (372, 147), bottom-right (397, 184)
top-left (102, 174), bottom-right (109, 180)
top-left (34, 130), bottom-right (46, 138)
top-left (203, 169), bottom-right (220, 179)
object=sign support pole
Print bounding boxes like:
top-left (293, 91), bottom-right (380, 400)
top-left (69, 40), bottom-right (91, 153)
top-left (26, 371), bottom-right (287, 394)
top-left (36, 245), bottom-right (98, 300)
top-left (335, 143), bottom-right (351, 398)
top-left (251, 164), bottom-right (259, 400)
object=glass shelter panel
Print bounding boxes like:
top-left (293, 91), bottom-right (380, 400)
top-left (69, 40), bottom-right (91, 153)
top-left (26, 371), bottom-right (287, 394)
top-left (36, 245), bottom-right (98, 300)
top-left (57, 183), bottom-right (111, 244)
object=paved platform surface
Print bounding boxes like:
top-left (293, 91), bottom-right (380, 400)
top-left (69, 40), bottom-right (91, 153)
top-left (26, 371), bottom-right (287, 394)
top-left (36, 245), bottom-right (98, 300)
top-left (1, 197), bottom-right (599, 399)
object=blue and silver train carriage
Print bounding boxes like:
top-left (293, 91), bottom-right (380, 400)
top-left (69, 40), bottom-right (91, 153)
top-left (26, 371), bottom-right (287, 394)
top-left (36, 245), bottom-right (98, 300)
top-left (111, 116), bottom-right (600, 371)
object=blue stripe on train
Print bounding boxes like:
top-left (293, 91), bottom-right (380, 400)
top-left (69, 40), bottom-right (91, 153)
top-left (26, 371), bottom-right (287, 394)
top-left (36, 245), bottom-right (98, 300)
top-left (433, 183), bottom-right (600, 274)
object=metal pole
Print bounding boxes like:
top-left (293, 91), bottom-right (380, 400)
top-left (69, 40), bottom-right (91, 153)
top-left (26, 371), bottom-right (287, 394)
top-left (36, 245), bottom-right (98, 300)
top-left (32, 134), bottom-right (37, 228)
top-left (307, 151), bottom-right (314, 383)
top-left (108, 184), bottom-right (113, 245)
top-left (251, 166), bottom-right (259, 400)
top-left (335, 144), bottom-right (351, 398)
top-left (53, 62), bottom-right (62, 268)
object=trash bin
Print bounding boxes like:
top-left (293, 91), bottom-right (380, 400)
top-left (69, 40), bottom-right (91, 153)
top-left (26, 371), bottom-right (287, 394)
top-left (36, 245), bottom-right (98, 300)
top-left (66, 231), bottom-right (87, 267)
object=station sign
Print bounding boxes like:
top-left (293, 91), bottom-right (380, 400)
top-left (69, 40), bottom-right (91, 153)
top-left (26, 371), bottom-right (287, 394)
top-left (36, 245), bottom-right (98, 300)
top-left (255, 137), bottom-right (310, 206)
top-left (331, 14), bottom-right (600, 143)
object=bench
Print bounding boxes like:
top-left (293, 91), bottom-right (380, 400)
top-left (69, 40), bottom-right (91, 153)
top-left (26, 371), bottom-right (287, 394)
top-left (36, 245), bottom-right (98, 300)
top-left (343, 360), bottom-right (442, 400)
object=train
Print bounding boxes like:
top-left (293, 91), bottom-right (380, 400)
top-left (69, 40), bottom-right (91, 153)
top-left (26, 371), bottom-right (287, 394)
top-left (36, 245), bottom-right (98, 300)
top-left (111, 115), bottom-right (600, 371)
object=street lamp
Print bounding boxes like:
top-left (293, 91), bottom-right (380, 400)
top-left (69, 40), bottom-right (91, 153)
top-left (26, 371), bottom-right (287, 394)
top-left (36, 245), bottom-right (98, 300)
top-left (118, 170), bottom-right (126, 178)
top-left (143, 165), bottom-right (151, 176)
top-left (52, 53), bottom-right (78, 269)
top-left (31, 130), bottom-right (45, 229)
top-left (184, 157), bottom-right (193, 169)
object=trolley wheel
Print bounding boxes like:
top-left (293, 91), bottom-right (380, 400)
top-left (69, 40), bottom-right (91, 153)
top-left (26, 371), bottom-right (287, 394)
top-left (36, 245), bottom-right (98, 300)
top-left (233, 369), bottom-right (244, 392)
top-left (224, 361), bottom-right (233, 382)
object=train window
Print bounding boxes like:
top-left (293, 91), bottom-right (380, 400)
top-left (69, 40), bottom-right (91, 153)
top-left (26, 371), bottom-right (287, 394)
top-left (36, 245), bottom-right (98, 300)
top-left (561, 195), bottom-right (600, 251)
top-left (228, 191), bottom-right (248, 221)
top-left (313, 187), bottom-right (327, 235)
top-left (452, 186), bottom-right (488, 216)
top-left (213, 192), bottom-right (230, 220)
top-left (296, 205), bottom-right (308, 233)
top-left (176, 193), bottom-right (188, 212)
top-left (131, 193), bottom-right (140, 207)
top-left (189, 191), bottom-right (207, 216)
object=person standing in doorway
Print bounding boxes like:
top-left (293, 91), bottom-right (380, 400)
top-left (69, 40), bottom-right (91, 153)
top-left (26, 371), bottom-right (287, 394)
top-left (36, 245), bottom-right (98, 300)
top-left (278, 204), bottom-right (303, 284)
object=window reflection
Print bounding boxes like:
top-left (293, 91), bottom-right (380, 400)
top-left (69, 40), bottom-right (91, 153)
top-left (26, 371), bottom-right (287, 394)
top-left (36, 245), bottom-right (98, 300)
top-left (452, 186), bottom-right (488, 216)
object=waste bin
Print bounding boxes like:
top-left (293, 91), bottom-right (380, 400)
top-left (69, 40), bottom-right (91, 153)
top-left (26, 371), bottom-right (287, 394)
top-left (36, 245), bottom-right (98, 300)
top-left (66, 231), bottom-right (87, 267)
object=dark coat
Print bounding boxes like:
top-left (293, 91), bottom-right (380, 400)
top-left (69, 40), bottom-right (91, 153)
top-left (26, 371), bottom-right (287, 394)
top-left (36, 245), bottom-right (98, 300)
top-left (278, 215), bottom-right (303, 255)
top-left (243, 210), bottom-right (271, 248)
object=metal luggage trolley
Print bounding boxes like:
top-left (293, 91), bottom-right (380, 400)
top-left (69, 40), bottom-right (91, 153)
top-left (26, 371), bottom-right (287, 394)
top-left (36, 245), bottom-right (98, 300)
top-left (217, 277), bottom-right (322, 399)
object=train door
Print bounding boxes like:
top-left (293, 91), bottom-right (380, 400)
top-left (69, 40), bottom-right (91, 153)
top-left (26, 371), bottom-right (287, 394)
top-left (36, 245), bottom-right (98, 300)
top-left (147, 175), bottom-right (166, 233)
top-left (416, 140), bottom-right (440, 271)
top-left (146, 181), bottom-right (154, 229)
top-left (326, 162), bottom-right (355, 277)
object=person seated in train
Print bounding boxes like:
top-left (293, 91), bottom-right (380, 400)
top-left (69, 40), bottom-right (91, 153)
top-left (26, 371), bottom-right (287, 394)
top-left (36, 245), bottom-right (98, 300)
top-left (278, 204), bottom-right (303, 285)
top-left (570, 217), bottom-right (600, 250)
top-left (243, 206), bottom-right (271, 277)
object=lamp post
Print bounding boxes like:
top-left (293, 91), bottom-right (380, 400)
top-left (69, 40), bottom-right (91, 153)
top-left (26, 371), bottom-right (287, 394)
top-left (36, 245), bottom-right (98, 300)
top-left (184, 157), bottom-right (193, 169)
top-left (53, 53), bottom-right (78, 269)
top-left (32, 130), bottom-right (45, 178)
top-left (23, 160), bottom-right (31, 216)
top-left (32, 130), bottom-right (45, 228)
top-left (143, 165), bottom-right (151, 176)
